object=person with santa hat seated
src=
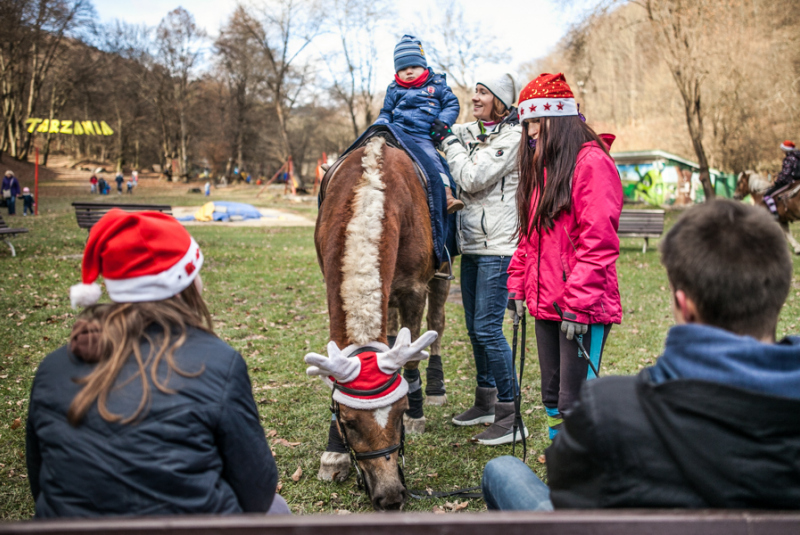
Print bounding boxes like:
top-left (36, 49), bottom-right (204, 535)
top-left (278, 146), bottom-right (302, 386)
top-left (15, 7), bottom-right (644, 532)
top-left (763, 140), bottom-right (800, 218)
top-left (25, 209), bottom-right (288, 517)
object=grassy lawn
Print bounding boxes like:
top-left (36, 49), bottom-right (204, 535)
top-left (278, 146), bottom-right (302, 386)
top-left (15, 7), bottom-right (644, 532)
top-left (1, 185), bottom-right (799, 519)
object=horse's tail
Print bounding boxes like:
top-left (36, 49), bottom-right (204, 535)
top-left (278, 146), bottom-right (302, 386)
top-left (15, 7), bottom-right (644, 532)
top-left (341, 136), bottom-right (387, 345)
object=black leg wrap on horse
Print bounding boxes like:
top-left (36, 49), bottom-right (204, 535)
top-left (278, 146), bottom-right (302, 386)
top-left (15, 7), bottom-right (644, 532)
top-left (404, 368), bottom-right (424, 418)
top-left (425, 354), bottom-right (446, 396)
top-left (387, 335), bottom-right (397, 348)
top-left (325, 418), bottom-right (349, 454)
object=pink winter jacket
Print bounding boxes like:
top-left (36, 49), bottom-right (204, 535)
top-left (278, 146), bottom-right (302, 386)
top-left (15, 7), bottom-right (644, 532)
top-left (507, 141), bottom-right (623, 325)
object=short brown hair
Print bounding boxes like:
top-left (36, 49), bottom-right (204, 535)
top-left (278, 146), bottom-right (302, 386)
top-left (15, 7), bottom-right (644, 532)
top-left (660, 199), bottom-right (792, 338)
top-left (490, 97), bottom-right (510, 123)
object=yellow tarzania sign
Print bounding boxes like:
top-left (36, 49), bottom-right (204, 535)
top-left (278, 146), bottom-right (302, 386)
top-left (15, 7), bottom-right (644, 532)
top-left (25, 119), bottom-right (115, 136)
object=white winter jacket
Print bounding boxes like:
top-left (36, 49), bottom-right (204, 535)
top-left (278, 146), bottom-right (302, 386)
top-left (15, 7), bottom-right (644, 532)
top-left (443, 116), bottom-right (522, 256)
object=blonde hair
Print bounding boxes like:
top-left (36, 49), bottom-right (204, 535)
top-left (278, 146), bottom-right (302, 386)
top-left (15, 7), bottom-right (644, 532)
top-left (68, 282), bottom-right (214, 426)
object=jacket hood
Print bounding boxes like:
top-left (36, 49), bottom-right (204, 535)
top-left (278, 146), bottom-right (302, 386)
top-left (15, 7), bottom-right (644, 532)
top-left (649, 324), bottom-right (800, 400)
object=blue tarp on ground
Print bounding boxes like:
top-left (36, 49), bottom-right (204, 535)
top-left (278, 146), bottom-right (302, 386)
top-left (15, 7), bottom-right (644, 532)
top-left (177, 201), bottom-right (262, 222)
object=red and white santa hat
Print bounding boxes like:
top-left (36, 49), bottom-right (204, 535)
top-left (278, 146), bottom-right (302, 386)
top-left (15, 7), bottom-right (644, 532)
top-left (781, 140), bottom-right (796, 152)
top-left (330, 344), bottom-right (408, 410)
top-left (518, 73), bottom-right (579, 121)
top-left (70, 208), bottom-right (203, 308)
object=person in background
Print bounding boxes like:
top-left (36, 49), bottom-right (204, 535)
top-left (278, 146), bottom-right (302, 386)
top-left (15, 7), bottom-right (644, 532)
top-left (204, 181), bottom-right (211, 197)
top-left (763, 140), bottom-right (800, 218)
top-left (97, 176), bottom-right (108, 196)
top-left (483, 200), bottom-right (800, 511)
top-left (2, 170), bottom-right (20, 216)
top-left (508, 73), bottom-right (622, 440)
top-left (90, 175), bottom-right (98, 194)
top-left (126, 179), bottom-right (134, 194)
top-left (27, 210), bottom-right (286, 517)
top-left (115, 173), bottom-right (124, 194)
top-left (131, 169), bottom-right (139, 186)
top-left (21, 187), bottom-right (35, 216)
top-left (431, 67), bottom-right (523, 445)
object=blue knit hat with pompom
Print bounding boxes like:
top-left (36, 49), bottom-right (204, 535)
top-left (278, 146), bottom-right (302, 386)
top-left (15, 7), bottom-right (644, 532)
top-left (394, 35), bottom-right (427, 72)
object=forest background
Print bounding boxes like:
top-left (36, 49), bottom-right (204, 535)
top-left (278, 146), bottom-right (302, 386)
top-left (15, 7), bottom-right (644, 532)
top-left (2, 0), bottom-right (799, 189)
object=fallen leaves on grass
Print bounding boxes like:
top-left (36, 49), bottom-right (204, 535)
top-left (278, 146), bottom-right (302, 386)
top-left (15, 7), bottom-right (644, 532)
top-left (335, 509), bottom-right (351, 515)
top-left (10, 418), bottom-right (21, 430)
top-left (271, 438), bottom-right (301, 448)
top-left (276, 482), bottom-right (283, 493)
top-left (537, 454), bottom-right (546, 464)
top-left (266, 429), bottom-right (277, 437)
top-left (427, 472), bottom-right (438, 478)
top-left (444, 500), bottom-right (470, 511)
top-left (291, 466), bottom-right (303, 482)
top-left (432, 506), bottom-right (446, 514)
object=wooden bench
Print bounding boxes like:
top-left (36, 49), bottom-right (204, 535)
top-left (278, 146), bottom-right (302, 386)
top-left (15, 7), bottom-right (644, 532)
top-left (0, 510), bottom-right (798, 535)
top-left (0, 214), bottom-right (29, 257)
top-left (619, 209), bottom-right (665, 253)
top-left (72, 202), bottom-right (173, 231)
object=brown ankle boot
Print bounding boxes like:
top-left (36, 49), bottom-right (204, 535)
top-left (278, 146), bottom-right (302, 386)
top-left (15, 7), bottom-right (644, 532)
top-left (445, 188), bottom-right (464, 214)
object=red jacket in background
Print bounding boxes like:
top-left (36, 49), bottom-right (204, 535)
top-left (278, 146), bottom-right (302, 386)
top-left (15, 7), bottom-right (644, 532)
top-left (507, 141), bottom-right (623, 325)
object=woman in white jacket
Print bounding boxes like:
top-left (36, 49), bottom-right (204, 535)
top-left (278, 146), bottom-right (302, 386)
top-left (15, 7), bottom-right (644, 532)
top-left (431, 69), bottom-right (523, 445)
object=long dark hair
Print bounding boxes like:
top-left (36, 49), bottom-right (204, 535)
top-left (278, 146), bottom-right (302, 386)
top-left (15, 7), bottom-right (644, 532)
top-left (517, 115), bottom-right (610, 236)
top-left (68, 282), bottom-right (214, 426)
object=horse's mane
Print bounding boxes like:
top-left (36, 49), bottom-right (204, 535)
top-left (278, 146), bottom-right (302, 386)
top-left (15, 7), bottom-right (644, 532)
top-left (745, 170), bottom-right (771, 193)
top-left (340, 136), bottom-right (386, 345)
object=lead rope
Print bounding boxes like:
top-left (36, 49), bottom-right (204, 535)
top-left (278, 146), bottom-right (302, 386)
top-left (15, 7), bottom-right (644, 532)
top-left (511, 312), bottom-right (528, 462)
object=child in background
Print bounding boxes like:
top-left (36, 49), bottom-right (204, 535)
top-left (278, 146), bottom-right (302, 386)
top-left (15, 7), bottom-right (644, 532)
top-left (375, 35), bottom-right (463, 213)
top-left (126, 179), bottom-right (134, 194)
top-left (21, 187), bottom-right (35, 216)
top-left (90, 175), bottom-right (98, 194)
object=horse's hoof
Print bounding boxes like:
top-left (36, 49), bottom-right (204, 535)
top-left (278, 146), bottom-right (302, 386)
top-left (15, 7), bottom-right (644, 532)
top-left (425, 394), bottom-right (447, 406)
top-left (317, 451), bottom-right (351, 482)
top-left (403, 414), bottom-right (426, 434)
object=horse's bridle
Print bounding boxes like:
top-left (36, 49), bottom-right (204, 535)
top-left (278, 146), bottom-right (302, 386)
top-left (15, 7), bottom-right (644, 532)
top-left (330, 346), bottom-right (406, 500)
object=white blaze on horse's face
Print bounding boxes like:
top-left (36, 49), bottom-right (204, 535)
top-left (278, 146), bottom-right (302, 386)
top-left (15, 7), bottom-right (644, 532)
top-left (373, 405), bottom-right (391, 429)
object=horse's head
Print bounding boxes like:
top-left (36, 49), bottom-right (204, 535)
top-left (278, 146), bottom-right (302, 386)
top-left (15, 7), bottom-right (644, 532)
top-left (734, 171), bottom-right (752, 200)
top-left (305, 328), bottom-right (437, 511)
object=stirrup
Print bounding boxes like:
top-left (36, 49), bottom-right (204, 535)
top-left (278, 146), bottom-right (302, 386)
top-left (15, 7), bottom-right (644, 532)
top-left (433, 246), bottom-right (455, 281)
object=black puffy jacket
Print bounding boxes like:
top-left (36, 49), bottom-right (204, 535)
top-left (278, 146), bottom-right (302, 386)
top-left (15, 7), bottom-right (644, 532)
top-left (547, 372), bottom-right (800, 509)
top-left (26, 327), bottom-right (277, 518)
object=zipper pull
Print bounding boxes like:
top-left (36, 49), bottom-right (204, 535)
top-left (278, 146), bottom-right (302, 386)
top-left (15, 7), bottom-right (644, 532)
top-left (562, 271), bottom-right (567, 282)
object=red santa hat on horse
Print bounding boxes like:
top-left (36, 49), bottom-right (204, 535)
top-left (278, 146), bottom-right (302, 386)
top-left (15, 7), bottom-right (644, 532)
top-left (304, 328), bottom-right (437, 409)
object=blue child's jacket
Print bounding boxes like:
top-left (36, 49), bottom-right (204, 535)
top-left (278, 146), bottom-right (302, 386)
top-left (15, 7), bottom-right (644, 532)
top-left (375, 69), bottom-right (460, 137)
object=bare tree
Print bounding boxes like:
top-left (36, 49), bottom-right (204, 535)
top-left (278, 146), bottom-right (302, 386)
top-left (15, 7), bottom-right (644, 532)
top-left (155, 7), bottom-right (206, 178)
top-left (421, 0), bottom-right (509, 123)
top-left (216, 6), bottom-right (266, 178)
top-left (324, 0), bottom-right (391, 139)
top-left (240, 0), bottom-right (321, 163)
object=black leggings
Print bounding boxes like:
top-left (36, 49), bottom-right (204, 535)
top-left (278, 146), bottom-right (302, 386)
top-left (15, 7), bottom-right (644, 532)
top-left (535, 319), bottom-right (611, 416)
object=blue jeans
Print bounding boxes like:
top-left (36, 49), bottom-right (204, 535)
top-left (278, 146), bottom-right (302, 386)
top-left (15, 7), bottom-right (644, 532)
top-left (5, 195), bottom-right (15, 215)
top-left (460, 254), bottom-right (515, 402)
top-left (482, 456), bottom-right (554, 511)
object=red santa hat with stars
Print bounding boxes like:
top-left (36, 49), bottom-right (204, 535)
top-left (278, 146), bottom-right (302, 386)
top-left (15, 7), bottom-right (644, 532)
top-left (518, 73), bottom-right (579, 121)
top-left (781, 140), bottom-right (797, 152)
top-left (69, 208), bottom-right (203, 308)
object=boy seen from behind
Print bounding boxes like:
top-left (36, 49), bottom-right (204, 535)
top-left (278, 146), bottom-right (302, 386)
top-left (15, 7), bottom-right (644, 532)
top-left (483, 199), bottom-right (800, 510)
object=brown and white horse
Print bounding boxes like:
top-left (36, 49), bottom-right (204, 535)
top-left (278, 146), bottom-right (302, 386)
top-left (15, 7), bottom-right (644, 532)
top-left (734, 170), bottom-right (800, 255)
top-left (312, 136), bottom-right (448, 509)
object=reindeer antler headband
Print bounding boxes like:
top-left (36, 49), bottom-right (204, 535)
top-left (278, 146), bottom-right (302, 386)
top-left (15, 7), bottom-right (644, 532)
top-left (304, 328), bottom-right (438, 409)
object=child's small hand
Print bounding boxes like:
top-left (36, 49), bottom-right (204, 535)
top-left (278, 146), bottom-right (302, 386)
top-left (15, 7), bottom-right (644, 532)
top-left (430, 119), bottom-right (453, 143)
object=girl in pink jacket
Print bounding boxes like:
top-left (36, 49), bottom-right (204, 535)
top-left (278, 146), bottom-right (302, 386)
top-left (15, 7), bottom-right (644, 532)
top-left (508, 73), bottom-right (622, 439)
